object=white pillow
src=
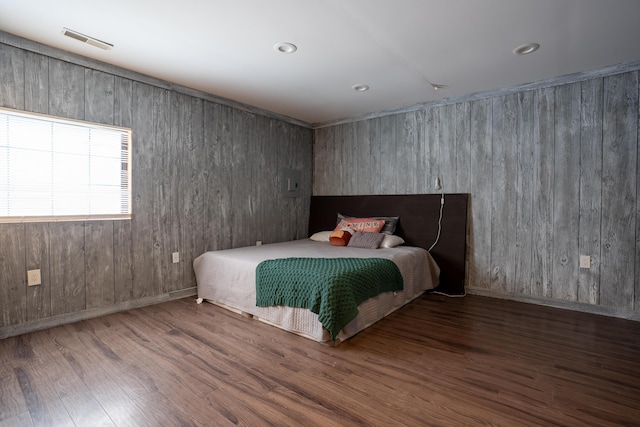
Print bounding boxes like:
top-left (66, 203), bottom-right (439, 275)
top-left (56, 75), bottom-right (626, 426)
top-left (309, 231), bottom-right (332, 242)
top-left (380, 234), bottom-right (405, 248)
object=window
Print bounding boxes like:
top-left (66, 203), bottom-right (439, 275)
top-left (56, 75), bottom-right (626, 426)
top-left (0, 107), bottom-right (131, 223)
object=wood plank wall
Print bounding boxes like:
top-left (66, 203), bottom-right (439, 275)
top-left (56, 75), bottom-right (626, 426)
top-left (0, 42), bottom-right (313, 333)
top-left (314, 70), bottom-right (639, 318)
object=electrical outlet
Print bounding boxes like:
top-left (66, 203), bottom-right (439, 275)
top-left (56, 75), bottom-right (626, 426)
top-left (172, 252), bottom-right (180, 264)
top-left (27, 269), bottom-right (41, 286)
top-left (256, 240), bottom-right (262, 246)
top-left (579, 255), bottom-right (591, 269)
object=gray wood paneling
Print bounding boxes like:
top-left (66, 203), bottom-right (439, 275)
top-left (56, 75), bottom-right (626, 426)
top-left (438, 105), bottom-right (457, 193)
top-left (113, 219), bottom-right (133, 303)
top-left (85, 222), bottom-right (114, 309)
top-left (637, 82), bottom-right (640, 313)
top-left (354, 120), bottom-right (371, 194)
top-left (552, 83), bottom-right (581, 302)
top-left (263, 117), bottom-right (280, 243)
top-left (203, 101), bottom-right (220, 251)
top-left (253, 114), bottom-right (267, 243)
top-left (297, 125), bottom-right (313, 234)
top-left (424, 108), bottom-right (439, 191)
top-left (24, 51), bottom-right (48, 114)
top-left (154, 87), bottom-right (172, 294)
top-left (259, 116), bottom-right (273, 243)
top-left (113, 77), bottom-right (134, 303)
top-left (0, 224), bottom-right (26, 327)
top-left (130, 82), bottom-right (156, 299)
top-left (50, 222), bottom-right (85, 316)
top-left (114, 76), bottom-right (133, 128)
top-left (579, 78), bottom-right (603, 305)
top-left (178, 95), bottom-right (205, 291)
top-left (336, 123), bottom-right (353, 195)
top-left (25, 223), bottom-right (50, 321)
top-left (345, 122), bottom-right (357, 195)
top-left (514, 91), bottom-right (535, 295)
top-left (369, 117), bottom-right (382, 193)
top-left (326, 124), bottom-right (340, 195)
top-left (84, 69), bottom-right (117, 309)
top-left (0, 43), bottom-right (25, 109)
top-left (490, 94), bottom-right (518, 293)
top-left (85, 69), bottom-right (115, 124)
top-left (411, 111), bottom-right (426, 194)
top-left (600, 72), bottom-right (638, 310)
top-left (532, 87), bottom-right (555, 299)
top-left (455, 103), bottom-right (472, 192)
top-left (313, 126), bottom-right (331, 196)
top-left (311, 63), bottom-right (640, 318)
top-left (380, 115), bottom-right (397, 194)
top-left (48, 59), bottom-right (85, 120)
top-left (212, 103), bottom-right (234, 249)
top-left (248, 111), bottom-right (262, 243)
top-left (468, 99), bottom-right (492, 290)
top-left (277, 120), bottom-right (297, 240)
top-left (398, 112), bottom-right (418, 193)
top-left (231, 109), bottom-right (251, 247)
top-left (1, 41), bottom-right (313, 336)
top-left (326, 124), bottom-right (341, 195)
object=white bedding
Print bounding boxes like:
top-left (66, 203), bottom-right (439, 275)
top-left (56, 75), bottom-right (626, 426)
top-left (193, 239), bottom-right (439, 343)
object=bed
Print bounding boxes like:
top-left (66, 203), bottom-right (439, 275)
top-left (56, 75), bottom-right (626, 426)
top-left (194, 193), bottom-right (469, 343)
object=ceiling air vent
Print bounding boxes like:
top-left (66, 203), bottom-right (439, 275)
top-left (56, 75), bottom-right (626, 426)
top-left (61, 28), bottom-right (113, 50)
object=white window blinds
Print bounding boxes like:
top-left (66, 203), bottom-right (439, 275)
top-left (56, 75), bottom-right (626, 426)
top-left (0, 107), bottom-right (132, 223)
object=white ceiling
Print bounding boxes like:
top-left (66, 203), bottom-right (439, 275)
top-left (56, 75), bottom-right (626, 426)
top-left (1, 0), bottom-right (640, 126)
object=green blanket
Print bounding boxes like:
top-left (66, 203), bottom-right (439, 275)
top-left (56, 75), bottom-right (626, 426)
top-left (255, 257), bottom-right (403, 340)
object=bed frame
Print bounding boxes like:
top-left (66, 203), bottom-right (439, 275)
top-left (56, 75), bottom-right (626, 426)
top-left (308, 194), bottom-right (469, 295)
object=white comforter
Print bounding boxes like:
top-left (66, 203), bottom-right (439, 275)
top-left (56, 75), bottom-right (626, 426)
top-left (193, 239), bottom-right (439, 342)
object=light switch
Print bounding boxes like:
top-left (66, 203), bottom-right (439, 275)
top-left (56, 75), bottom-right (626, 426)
top-left (281, 168), bottom-right (301, 198)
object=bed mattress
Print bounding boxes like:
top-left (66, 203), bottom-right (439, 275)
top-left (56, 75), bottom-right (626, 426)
top-left (193, 239), bottom-right (439, 343)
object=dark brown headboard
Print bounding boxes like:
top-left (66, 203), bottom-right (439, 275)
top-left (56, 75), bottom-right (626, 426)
top-left (308, 194), bottom-right (468, 295)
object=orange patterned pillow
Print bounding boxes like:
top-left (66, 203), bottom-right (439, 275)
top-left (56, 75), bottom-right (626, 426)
top-left (330, 228), bottom-right (354, 246)
top-left (334, 218), bottom-right (385, 233)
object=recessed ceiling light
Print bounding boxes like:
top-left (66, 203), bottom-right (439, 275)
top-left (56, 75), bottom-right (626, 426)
top-left (352, 84), bottom-right (370, 92)
top-left (274, 42), bottom-right (297, 54)
top-left (430, 83), bottom-right (447, 91)
top-left (513, 43), bottom-right (540, 56)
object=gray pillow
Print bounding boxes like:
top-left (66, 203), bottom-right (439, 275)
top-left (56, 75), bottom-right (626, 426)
top-left (347, 232), bottom-right (385, 249)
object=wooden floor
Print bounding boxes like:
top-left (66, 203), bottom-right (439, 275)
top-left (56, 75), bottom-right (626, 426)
top-left (1, 294), bottom-right (639, 427)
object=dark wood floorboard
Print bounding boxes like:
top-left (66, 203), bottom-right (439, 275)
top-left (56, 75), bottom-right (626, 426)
top-left (1, 294), bottom-right (639, 426)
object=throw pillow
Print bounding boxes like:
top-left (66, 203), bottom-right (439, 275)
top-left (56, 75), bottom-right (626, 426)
top-left (347, 232), bottom-right (385, 249)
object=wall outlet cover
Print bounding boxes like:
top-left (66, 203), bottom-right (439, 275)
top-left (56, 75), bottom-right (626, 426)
top-left (579, 255), bottom-right (591, 269)
top-left (172, 252), bottom-right (180, 264)
top-left (27, 269), bottom-right (42, 286)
